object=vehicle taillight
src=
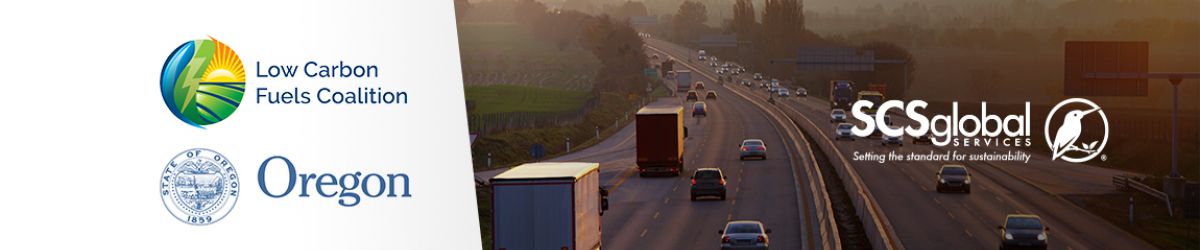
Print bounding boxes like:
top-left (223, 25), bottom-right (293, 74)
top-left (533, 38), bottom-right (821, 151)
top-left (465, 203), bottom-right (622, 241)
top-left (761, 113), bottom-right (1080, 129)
top-left (691, 178), bottom-right (696, 185)
top-left (721, 236), bottom-right (731, 243)
top-left (719, 179), bottom-right (726, 185)
top-left (740, 146), bottom-right (748, 151)
top-left (757, 235), bottom-right (767, 243)
top-left (756, 146), bottom-right (765, 151)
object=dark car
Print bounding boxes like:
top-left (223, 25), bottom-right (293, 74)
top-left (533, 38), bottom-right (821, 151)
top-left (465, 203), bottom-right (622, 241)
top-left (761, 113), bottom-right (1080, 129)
top-left (686, 90), bottom-right (700, 101)
top-left (706, 91), bottom-right (718, 100)
top-left (936, 165), bottom-right (972, 193)
top-left (998, 214), bottom-right (1049, 250)
top-left (695, 82), bottom-right (706, 90)
top-left (693, 102), bottom-right (708, 117)
top-left (690, 168), bottom-right (727, 200)
top-left (912, 134), bottom-right (933, 144)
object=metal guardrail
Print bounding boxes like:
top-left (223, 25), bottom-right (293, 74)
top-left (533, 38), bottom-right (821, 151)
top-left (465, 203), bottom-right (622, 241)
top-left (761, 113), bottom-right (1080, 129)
top-left (1113, 175), bottom-right (1173, 216)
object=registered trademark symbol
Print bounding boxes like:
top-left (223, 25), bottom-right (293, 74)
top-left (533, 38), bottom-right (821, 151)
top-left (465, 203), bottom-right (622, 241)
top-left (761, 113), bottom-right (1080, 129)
top-left (1101, 154), bottom-right (1107, 161)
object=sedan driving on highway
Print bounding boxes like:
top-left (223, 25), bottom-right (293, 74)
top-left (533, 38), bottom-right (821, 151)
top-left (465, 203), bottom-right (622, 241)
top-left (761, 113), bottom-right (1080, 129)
top-left (695, 81), bottom-right (706, 90)
top-left (740, 79), bottom-right (752, 87)
top-left (836, 123), bottom-right (855, 141)
top-left (753, 73), bottom-right (763, 81)
top-left (998, 214), bottom-right (1049, 250)
top-left (686, 90), bottom-right (700, 101)
top-left (936, 165), bottom-right (972, 193)
top-left (739, 139), bottom-right (767, 160)
top-left (693, 102), bottom-right (708, 117)
top-left (706, 91), bottom-right (718, 100)
top-left (912, 134), bottom-right (933, 144)
top-left (796, 87), bottom-right (808, 97)
top-left (831, 109), bottom-right (847, 123)
top-left (690, 168), bottom-right (727, 201)
top-left (778, 89), bottom-right (790, 97)
top-left (882, 134), bottom-right (903, 146)
top-left (720, 220), bottom-right (771, 250)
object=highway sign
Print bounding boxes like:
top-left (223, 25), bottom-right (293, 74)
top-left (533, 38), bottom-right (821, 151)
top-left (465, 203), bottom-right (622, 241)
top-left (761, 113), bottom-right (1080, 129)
top-left (1064, 41), bottom-right (1149, 96)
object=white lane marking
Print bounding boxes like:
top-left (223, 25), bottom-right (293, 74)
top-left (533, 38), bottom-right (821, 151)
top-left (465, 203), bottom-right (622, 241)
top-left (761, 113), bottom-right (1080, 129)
top-left (964, 229), bottom-right (974, 238)
top-left (640, 228), bottom-right (648, 238)
top-left (947, 212), bottom-right (957, 220)
top-left (663, 197), bottom-right (670, 204)
top-left (672, 185), bottom-right (678, 192)
top-left (653, 211), bottom-right (660, 219)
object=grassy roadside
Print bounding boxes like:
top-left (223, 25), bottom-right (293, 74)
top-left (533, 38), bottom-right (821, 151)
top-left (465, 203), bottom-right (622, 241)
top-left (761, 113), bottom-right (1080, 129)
top-left (464, 85), bottom-right (591, 114)
top-left (1065, 192), bottom-right (1199, 249)
top-left (470, 92), bottom-right (642, 172)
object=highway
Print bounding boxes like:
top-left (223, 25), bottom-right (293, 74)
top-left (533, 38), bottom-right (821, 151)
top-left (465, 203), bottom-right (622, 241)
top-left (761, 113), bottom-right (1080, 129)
top-left (643, 38), bottom-right (1155, 249)
top-left (477, 44), bottom-right (837, 248)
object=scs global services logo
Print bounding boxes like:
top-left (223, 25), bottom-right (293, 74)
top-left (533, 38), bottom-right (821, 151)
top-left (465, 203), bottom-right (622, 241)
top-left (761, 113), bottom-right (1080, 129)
top-left (160, 37), bottom-right (246, 128)
top-left (1044, 98), bottom-right (1109, 163)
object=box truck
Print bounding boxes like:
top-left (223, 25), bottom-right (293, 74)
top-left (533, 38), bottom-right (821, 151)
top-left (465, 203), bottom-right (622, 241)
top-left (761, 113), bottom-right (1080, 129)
top-left (830, 80), bottom-right (855, 109)
top-left (636, 106), bottom-right (686, 177)
top-left (491, 162), bottom-right (607, 250)
top-left (674, 70), bottom-right (692, 92)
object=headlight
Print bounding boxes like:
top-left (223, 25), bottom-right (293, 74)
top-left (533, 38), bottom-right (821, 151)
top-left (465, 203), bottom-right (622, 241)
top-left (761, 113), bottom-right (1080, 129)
top-left (964, 179), bottom-right (971, 184)
top-left (1004, 233), bottom-right (1013, 240)
top-left (939, 179), bottom-right (947, 184)
top-left (1037, 233), bottom-right (1046, 241)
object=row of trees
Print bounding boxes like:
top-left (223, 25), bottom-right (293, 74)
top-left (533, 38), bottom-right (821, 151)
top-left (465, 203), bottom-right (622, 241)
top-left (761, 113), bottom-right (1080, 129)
top-left (513, 0), bottom-right (649, 96)
top-left (664, 0), bottom-right (915, 99)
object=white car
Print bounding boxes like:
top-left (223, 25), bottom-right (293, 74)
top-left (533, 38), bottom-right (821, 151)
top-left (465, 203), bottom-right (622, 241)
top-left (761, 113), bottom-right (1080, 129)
top-left (777, 89), bottom-right (790, 97)
top-left (720, 220), bottom-right (770, 250)
top-left (836, 123), bottom-right (855, 141)
top-left (883, 134), bottom-right (903, 146)
top-left (831, 109), bottom-right (847, 123)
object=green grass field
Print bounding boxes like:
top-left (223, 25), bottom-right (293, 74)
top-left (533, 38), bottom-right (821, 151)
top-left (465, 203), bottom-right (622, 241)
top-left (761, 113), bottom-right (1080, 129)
top-left (464, 85), bottom-right (590, 115)
top-left (457, 22), bottom-right (599, 91)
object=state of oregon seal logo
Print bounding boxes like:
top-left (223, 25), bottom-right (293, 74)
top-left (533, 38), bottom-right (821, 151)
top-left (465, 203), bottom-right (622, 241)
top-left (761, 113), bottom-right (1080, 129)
top-left (160, 37), bottom-right (246, 128)
top-left (161, 148), bottom-right (239, 225)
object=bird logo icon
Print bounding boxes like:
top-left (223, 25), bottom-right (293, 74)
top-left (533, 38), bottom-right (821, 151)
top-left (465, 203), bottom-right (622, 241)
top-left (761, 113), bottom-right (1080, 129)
top-left (1044, 98), bottom-right (1109, 163)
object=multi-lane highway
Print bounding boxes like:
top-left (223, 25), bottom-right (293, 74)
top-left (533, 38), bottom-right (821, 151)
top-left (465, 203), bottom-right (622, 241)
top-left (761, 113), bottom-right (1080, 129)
top-left (477, 36), bottom-right (1157, 249)
top-left (477, 43), bottom-right (836, 248)
top-left (644, 38), bottom-right (1154, 249)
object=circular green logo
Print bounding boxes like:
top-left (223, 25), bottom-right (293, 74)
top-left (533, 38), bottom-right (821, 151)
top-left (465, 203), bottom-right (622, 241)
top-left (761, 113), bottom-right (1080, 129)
top-left (160, 37), bottom-right (245, 127)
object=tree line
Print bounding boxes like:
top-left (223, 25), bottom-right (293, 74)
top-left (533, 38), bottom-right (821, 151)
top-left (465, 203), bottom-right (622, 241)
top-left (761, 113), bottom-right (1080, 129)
top-left (510, 0), bottom-right (650, 96)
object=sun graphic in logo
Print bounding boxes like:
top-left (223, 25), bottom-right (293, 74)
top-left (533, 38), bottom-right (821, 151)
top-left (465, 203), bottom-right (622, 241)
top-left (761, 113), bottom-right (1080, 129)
top-left (160, 37), bottom-right (245, 127)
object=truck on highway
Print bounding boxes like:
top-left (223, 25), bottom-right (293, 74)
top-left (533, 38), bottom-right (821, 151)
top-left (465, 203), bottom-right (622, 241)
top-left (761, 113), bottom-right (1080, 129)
top-left (490, 162), bottom-right (607, 250)
top-left (856, 91), bottom-right (885, 114)
top-left (636, 106), bottom-right (686, 177)
top-left (674, 70), bottom-right (692, 93)
top-left (830, 80), bottom-right (855, 110)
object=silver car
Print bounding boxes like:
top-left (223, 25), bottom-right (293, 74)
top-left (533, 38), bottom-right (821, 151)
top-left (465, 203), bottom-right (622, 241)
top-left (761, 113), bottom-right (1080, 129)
top-left (720, 220), bottom-right (771, 250)
top-left (882, 134), bottom-right (903, 146)
top-left (831, 109), bottom-right (847, 123)
top-left (836, 123), bottom-right (855, 141)
top-left (777, 89), bottom-right (790, 97)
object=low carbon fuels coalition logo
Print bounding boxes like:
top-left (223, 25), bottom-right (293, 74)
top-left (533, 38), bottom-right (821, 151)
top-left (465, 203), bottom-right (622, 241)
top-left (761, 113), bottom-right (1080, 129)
top-left (160, 37), bottom-right (246, 128)
top-left (1044, 98), bottom-right (1109, 163)
top-left (161, 148), bottom-right (240, 226)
